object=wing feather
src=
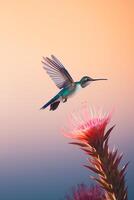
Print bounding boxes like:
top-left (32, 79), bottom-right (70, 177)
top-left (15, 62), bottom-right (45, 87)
top-left (42, 55), bottom-right (74, 89)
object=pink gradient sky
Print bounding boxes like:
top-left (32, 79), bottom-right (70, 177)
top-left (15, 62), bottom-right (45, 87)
top-left (0, 0), bottom-right (134, 198)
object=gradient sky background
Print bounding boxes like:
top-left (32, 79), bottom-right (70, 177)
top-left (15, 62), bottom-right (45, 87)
top-left (1, 0), bottom-right (134, 199)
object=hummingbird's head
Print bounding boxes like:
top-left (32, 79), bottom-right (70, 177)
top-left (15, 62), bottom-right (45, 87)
top-left (80, 76), bottom-right (107, 88)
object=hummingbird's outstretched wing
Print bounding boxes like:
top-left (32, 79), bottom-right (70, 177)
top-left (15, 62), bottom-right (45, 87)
top-left (42, 55), bottom-right (74, 89)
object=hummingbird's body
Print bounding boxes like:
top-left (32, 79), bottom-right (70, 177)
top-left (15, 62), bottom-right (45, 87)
top-left (41, 55), bottom-right (107, 111)
top-left (41, 82), bottom-right (81, 110)
top-left (59, 82), bottom-right (81, 100)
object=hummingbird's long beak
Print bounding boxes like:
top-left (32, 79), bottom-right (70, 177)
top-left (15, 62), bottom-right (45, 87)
top-left (92, 78), bottom-right (108, 81)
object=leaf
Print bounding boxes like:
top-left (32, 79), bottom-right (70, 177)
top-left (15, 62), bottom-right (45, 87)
top-left (103, 138), bottom-right (109, 154)
top-left (113, 154), bottom-right (123, 168)
top-left (119, 162), bottom-right (129, 178)
top-left (69, 142), bottom-right (88, 147)
top-left (103, 125), bottom-right (116, 142)
top-left (90, 159), bottom-right (101, 169)
top-left (81, 147), bottom-right (97, 157)
top-left (101, 176), bottom-right (108, 183)
top-left (118, 186), bottom-right (128, 200)
top-left (93, 177), bottom-right (113, 193)
top-left (84, 165), bottom-right (103, 176)
top-left (111, 149), bottom-right (118, 164)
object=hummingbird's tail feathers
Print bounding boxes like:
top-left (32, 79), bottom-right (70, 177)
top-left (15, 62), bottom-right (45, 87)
top-left (50, 101), bottom-right (60, 111)
top-left (40, 95), bottom-right (59, 110)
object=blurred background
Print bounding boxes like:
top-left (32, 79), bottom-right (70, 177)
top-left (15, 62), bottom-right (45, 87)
top-left (1, 0), bottom-right (134, 199)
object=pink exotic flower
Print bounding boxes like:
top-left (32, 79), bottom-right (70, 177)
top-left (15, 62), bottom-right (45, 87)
top-left (66, 184), bottom-right (106, 200)
top-left (65, 107), bottom-right (111, 149)
top-left (64, 107), bottom-right (128, 200)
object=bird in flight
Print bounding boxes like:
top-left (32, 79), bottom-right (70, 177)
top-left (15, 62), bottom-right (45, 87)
top-left (41, 55), bottom-right (107, 111)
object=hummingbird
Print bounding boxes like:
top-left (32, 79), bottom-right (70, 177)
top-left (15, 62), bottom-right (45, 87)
top-left (41, 55), bottom-right (107, 111)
